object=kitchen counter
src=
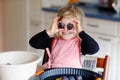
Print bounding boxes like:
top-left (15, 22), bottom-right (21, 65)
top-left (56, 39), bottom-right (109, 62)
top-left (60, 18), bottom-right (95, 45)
top-left (42, 4), bottom-right (120, 22)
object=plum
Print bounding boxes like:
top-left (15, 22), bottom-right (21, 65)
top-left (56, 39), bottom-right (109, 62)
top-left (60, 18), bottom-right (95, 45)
top-left (62, 76), bottom-right (69, 80)
top-left (76, 75), bottom-right (82, 80)
top-left (69, 76), bottom-right (75, 80)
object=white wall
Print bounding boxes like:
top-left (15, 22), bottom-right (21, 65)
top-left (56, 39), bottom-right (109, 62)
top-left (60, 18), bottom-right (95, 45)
top-left (42, 0), bottom-right (69, 7)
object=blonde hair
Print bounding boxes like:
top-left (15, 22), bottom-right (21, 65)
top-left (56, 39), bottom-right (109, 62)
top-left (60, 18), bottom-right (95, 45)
top-left (55, 4), bottom-right (85, 38)
top-left (57, 4), bottom-right (85, 26)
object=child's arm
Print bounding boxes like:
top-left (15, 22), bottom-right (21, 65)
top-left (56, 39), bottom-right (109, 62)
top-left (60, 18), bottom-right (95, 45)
top-left (29, 30), bottom-right (53, 49)
top-left (79, 31), bottom-right (99, 55)
top-left (29, 17), bottom-right (60, 49)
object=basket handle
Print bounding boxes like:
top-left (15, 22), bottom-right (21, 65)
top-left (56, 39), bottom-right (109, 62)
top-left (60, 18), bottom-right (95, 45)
top-left (35, 69), bottom-right (44, 77)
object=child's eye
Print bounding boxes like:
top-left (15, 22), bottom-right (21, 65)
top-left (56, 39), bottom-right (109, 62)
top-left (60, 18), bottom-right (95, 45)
top-left (67, 23), bottom-right (73, 30)
top-left (58, 22), bottom-right (65, 29)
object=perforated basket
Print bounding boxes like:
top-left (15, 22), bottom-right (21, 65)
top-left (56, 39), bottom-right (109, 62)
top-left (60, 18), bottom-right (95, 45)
top-left (38, 68), bottom-right (103, 80)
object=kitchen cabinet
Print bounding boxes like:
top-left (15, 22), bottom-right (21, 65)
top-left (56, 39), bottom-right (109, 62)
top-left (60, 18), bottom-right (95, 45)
top-left (84, 18), bottom-right (118, 37)
top-left (117, 38), bottom-right (120, 80)
top-left (3, 0), bottom-right (28, 51)
top-left (0, 0), bottom-right (4, 52)
top-left (86, 32), bottom-right (117, 80)
top-left (3, 0), bottom-right (42, 52)
top-left (83, 17), bottom-right (118, 80)
top-left (116, 23), bottom-right (120, 80)
top-left (118, 23), bottom-right (120, 37)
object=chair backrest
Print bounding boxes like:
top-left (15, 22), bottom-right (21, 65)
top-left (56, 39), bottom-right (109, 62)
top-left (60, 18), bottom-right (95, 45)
top-left (96, 55), bottom-right (110, 80)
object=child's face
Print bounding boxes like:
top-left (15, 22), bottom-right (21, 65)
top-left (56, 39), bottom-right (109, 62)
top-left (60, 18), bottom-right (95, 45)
top-left (58, 16), bottom-right (78, 40)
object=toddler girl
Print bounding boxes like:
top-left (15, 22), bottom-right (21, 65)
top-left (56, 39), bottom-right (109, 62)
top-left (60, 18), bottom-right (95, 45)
top-left (29, 4), bottom-right (99, 69)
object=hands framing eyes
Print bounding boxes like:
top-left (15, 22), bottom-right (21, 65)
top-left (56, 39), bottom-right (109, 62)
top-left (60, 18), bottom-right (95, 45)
top-left (47, 17), bottom-right (83, 37)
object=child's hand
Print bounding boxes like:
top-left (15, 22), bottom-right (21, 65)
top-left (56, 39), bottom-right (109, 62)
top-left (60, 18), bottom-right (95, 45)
top-left (47, 17), bottom-right (60, 37)
top-left (74, 19), bottom-right (83, 33)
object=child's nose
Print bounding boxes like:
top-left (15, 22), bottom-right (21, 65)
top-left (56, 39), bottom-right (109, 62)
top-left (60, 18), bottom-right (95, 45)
top-left (64, 26), bottom-right (68, 32)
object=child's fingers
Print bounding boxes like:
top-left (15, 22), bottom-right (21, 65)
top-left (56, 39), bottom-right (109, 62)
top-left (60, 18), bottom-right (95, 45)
top-left (74, 20), bottom-right (82, 33)
top-left (51, 17), bottom-right (60, 33)
top-left (74, 19), bottom-right (80, 25)
top-left (53, 16), bottom-right (60, 22)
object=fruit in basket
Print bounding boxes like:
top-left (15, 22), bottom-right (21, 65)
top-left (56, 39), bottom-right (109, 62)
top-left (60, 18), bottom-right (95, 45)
top-left (76, 75), bottom-right (82, 80)
top-left (96, 77), bottom-right (102, 80)
top-left (56, 77), bottom-right (62, 80)
top-left (62, 76), bottom-right (69, 80)
top-left (69, 76), bottom-right (75, 80)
